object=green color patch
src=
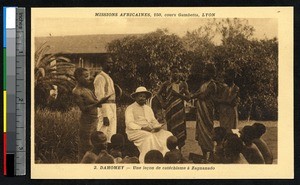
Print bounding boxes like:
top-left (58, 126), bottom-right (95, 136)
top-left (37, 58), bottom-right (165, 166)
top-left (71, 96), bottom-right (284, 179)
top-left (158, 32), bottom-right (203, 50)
top-left (3, 48), bottom-right (6, 90)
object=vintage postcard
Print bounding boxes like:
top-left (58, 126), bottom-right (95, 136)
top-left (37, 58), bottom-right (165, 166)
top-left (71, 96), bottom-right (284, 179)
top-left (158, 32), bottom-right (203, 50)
top-left (31, 7), bottom-right (293, 179)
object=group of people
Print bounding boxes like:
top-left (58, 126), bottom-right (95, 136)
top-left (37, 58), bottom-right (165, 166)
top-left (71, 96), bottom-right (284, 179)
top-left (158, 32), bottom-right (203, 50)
top-left (72, 62), bottom-right (273, 164)
top-left (80, 130), bottom-right (185, 164)
top-left (212, 123), bottom-right (273, 164)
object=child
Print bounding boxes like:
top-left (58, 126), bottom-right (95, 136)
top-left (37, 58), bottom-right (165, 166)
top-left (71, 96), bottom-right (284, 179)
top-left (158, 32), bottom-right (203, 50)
top-left (81, 131), bottom-right (107, 163)
top-left (212, 127), bottom-right (227, 163)
top-left (144, 150), bottom-right (164, 164)
top-left (223, 133), bottom-right (248, 164)
top-left (252, 123), bottom-right (273, 164)
top-left (164, 136), bottom-right (183, 163)
top-left (240, 126), bottom-right (265, 164)
top-left (72, 67), bottom-right (110, 161)
top-left (109, 133), bottom-right (125, 163)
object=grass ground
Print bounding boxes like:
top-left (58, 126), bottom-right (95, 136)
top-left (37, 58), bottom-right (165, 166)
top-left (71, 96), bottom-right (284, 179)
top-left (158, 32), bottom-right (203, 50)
top-left (35, 107), bottom-right (277, 163)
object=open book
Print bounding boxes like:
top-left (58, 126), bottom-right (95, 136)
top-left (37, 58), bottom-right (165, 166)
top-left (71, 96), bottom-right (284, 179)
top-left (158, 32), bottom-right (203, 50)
top-left (152, 122), bottom-right (166, 129)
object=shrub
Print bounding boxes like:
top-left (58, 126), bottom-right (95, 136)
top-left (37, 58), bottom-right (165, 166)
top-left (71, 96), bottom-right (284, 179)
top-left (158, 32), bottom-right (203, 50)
top-left (253, 94), bottom-right (278, 120)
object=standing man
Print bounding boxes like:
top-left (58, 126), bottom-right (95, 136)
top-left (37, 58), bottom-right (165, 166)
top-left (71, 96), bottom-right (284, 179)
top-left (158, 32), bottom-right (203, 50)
top-left (94, 64), bottom-right (117, 143)
top-left (156, 67), bottom-right (190, 150)
top-left (72, 68), bottom-right (110, 161)
top-left (191, 63), bottom-right (217, 161)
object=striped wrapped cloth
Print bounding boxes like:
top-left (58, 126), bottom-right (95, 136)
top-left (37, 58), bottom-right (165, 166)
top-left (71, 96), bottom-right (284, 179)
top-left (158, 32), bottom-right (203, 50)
top-left (194, 80), bottom-right (216, 152)
top-left (164, 85), bottom-right (187, 149)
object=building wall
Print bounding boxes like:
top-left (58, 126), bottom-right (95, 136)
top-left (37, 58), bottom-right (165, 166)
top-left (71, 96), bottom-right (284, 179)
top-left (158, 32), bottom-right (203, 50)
top-left (64, 53), bottom-right (109, 77)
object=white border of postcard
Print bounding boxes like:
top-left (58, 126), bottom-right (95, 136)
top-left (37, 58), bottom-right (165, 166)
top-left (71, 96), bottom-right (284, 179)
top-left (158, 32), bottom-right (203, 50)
top-left (31, 7), bottom-right (294, 179)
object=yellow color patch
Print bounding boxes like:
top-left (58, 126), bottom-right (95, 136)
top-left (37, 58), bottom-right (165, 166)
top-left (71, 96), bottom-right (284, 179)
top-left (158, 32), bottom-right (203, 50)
top-left (3, 91), bottom-right (6, 132)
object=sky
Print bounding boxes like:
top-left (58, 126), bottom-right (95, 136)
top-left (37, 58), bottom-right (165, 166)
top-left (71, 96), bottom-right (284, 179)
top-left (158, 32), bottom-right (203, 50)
top-left (33, 18), bottom-right (277, 42)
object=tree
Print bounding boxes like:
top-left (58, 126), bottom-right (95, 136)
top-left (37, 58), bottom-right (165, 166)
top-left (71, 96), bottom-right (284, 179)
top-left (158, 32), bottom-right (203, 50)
top-left (106, 29), bottom-right (191, 96)
top-left (106, 20), bottom-right (278, 120)
top-left (182, 20), bottom-right (217, 92)
top-left (212, 19), bottom-right (278, 120)
top-left (184, 18), bottom-right (278, 120)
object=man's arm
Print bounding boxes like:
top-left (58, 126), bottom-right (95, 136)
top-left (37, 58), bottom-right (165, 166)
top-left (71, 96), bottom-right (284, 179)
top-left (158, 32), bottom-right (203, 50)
top-left (182, 81), bottom-right (190, 97)
top-left (192, 81), bottom-right (216, 100)
top-left (172, 81), bottom-right (190, 101)
top-left (94, 75), bottom-right (106, 99)
top-left (215, 86), bottom-right (239, 105)
top-left (228, 86), bottom-right (239, 106)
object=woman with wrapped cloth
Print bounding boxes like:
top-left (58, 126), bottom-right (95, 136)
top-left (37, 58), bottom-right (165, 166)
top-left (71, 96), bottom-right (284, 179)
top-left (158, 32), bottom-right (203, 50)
top-left (215, 68), bottom-right (240, 132)
top-left (156, 67), bottom-right (190, 149)
top-left (191, 63), bottom-right (217, 160)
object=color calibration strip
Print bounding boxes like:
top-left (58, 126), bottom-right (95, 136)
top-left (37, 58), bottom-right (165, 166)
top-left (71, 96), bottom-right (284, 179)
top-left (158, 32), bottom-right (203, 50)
top-left (3, 7), bottom-right (26, 176)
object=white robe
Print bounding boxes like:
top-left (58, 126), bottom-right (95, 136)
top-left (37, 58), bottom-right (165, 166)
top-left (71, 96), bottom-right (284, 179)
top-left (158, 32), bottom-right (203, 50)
top-left (125, 102), bottom-right (173, 163)
top-left (94, 71), bottom-right (117, 143)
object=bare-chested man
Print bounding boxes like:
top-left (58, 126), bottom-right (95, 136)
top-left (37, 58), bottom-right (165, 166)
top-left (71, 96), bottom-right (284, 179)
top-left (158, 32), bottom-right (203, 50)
top-left (72, 67), bottom-right (110, 162)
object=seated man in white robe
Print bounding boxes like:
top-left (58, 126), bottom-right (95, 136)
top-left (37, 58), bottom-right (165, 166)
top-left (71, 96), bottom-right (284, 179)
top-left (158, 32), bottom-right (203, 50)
top-left (125, 86), bottom-right (173, 163)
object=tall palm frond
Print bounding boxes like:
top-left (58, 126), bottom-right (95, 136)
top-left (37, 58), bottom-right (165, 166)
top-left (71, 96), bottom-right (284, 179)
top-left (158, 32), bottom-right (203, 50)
top-left (35, 43), bottom-right (76, 111)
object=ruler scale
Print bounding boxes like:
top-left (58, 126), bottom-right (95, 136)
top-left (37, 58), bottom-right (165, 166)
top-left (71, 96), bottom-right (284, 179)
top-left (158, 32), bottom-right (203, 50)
top-left (3, 7), bottom-right (26, 176)
top-left (15, 7), bottom-right (26, 176)
top-left (5, 7), bottom-right (17, 176)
